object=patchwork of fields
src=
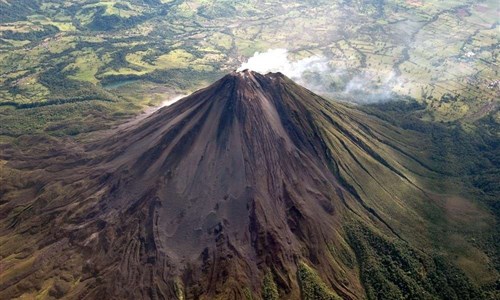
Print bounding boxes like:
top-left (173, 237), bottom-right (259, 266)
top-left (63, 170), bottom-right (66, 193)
top-left (0, 0), bottom-right (498, 137)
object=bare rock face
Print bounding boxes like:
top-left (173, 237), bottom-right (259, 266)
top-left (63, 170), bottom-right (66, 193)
top-left (0, 71), bottom-right (490, 300)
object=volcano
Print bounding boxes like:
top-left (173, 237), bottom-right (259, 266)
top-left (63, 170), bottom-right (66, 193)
top-left (0, 71), bottom-right (493, 299)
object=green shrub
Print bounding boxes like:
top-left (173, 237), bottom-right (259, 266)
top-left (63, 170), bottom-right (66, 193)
top-left (297, 262), bottom-right (341, 300)
top-left (262, 272), bottom-right (279, 300)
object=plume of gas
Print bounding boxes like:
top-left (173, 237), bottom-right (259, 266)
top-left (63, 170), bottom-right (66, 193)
top-left (238, 48), bottom-right (401, 103)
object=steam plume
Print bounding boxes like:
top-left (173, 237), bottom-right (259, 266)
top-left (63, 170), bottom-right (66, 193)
top-left (238, 49), bottom-right (400, 103)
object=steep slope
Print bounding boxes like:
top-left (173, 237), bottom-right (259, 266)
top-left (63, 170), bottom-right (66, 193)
top-left (0, 71), bottom-right (496, 299)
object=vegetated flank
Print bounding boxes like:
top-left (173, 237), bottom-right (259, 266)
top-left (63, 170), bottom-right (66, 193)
top-left (0, 95), bottom-right (113, 109)
top-left (362, 100), bottom-right (500, 218)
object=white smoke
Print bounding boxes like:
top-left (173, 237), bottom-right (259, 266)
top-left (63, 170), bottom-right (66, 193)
top-left (237, 48), bottom-right (400, 103)
top-left (237, 48), bottom-right (328, 79)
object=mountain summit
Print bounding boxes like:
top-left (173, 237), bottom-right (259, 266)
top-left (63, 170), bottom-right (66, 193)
top-left (0, 71), bottom-right (490, 299)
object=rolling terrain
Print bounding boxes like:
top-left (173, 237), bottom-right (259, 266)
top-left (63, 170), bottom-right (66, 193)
top-left (0, 71), bottom-right (497, 299)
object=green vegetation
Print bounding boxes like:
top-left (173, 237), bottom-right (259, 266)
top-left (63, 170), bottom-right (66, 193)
top-left (297, 263), bottom-right (341, 300)
top-left (262, 272), bottom-right (279, 300)
top-left (361, 100), bottom-right (499, 284)
top-left (362, 100), bottom-right (500, 218)
top-left (1, 24), bottom-right (59, 40)
top-left (243, 287), bottom-right (254, 300)
top-left (346, 224), bottom-right (483, 300)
